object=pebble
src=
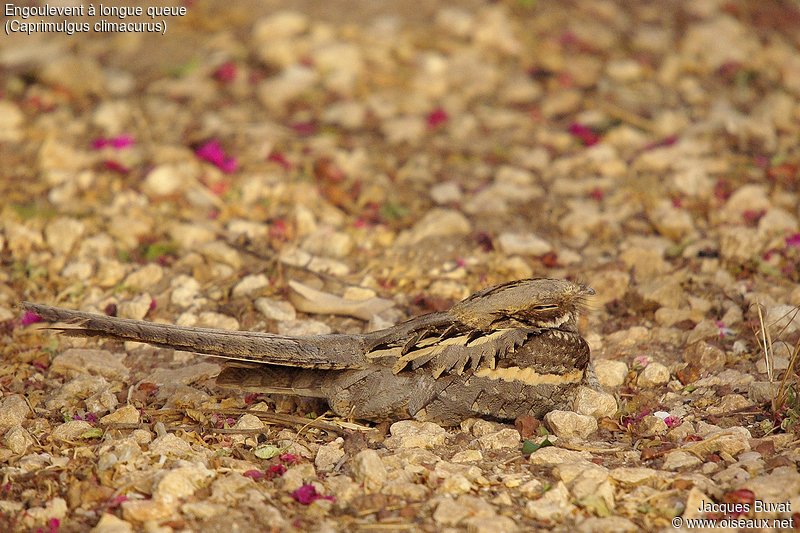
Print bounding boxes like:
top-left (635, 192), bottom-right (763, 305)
top-left (748, 381), bottom-right (775, 404)
top-left (40, 55), bottom-right (106, 95)
top-left (466, 515), bottom-right (518, 533)
top-left (154, 463), bottom-right (215, 502)
top-left (544, 411), bottom-right (598, 439)
top-left (497, 232), bottom-right (553, 256)
top-left (589, 271), bottom-right (629, 306)
top-left (637, 362), bottom-right (670, 387)
top-left (5, 426), bottom-right (33, 455)
top-left (0, 395), bottom-right (31, 431)
top-left (636, 416), bottom-right (668, 436)
top-left (662, 450), bottom-right (702, 471)
top-left (315, 438), bottom-right (344, 473)
top-left (200, 241), bottom-right (243, 270)
top-left (395, 208), bottom-right (471, 246)
top-left (117, 293), bottom-right (153, 321)
top-left (682, 427), bottom-right (751, 458)
top-left (168, 222), bottom-right (217, 249)
top-left (351, 449), bottom-right (387, 493)
top-left (123, 264), bottom-right (164, 290)
top-left (44, 217), bottom-right (86, 255)
top-left (100, 405), bottom-right (140, 425)
top-left (232, 274), bottom-right (270, 297)
top-left (170, 275), bottom-right (204, 308)
top-left (573, 387), bottom-right (618, 419)
top-left (21, 498), bottom-right (68, 529)
top-left (578, 517), bottom-right (639, 533)
top-left (277, 319), bottom-right (332, 336)
top-left (433, 495), bottom-right (495, 526)
top-left (529, 447), bottom-right (593, 466)
top-left (90, 513), bottom-right (135, 533)
top-left (451, 450), bottom-right (482, 463)
top-left (51, 420), bottom-right (93, 441)
top-left (386, 420), bottom-right (447, 449)
top-left (593, 360), bottom-right (629, 388)
top-left (430, 181), bottom-right (463, 205)
top-left (524, 481), bottom-right (576, 520)
top-left (557, 462), bottom-right (614, 510)
top-left (149, 433), bottom-right (195, 459)
top-left (50, 349), bottom-right (129, 381)
top-left (255, 297), bottom-right (296, 321)
top-left (742, 467), bottom-right (800, 508)
top-left (142, 163), bottom-right (194, 197)
top-left (257, 66), bottom-right (318, 111)
top-left (476, 429), bottom-right (520, 450)
top-left (609, 467), bottom-right (658, 487)
top-left (620, 246), bottom-right (669, 280)
top-left (0, 101), bottom-right (24, 141)
top-left (765, 304), bottom-right (800, 335)
top-left (121, 500), bottom-right (174, 522)
top-left (302, 229), bottom-right (354, 258)
top-left (144, 363), bottom-right (221, 387)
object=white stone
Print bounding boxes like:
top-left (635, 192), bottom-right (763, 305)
top-left (315, 438), bottom-right (344, 472)
top-left (0, 395), bottom-right (31, 430)
top-left (573, 387), bottom-right (618, 419)
top-left (255, 297), bottom-right (296, 321)
top-left (524, 481), bottom-right (576, 520)
top-left (497, 232), bottom-right (552, 256)
top-left (387, 420), bottom-right (447, 449)
top-left (544, 411), bottom-right (598, 439)
top-left (593, 360), bottom-right (628, 388)
top-left (637, 362), bottom-right (670, 387)
top-left (351, 449), bottom-right (387, 493)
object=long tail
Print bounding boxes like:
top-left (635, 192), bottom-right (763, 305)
top-left (21, 302), bottom-right (367, 369)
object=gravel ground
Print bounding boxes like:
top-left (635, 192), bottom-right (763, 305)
top-left (2, 1), bottom-right (800, 531)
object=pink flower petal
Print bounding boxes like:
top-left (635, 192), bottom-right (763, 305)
top-left (290, 484), bottom-right (334, 505)
top-left (214, 61), bottom-right (238, 83)
top-left (103, 160), bottom-right (130, 174)
top-left (243, 469), bottom-right (266, 481)
top-left (267, 464), bottom-right (287, 479)
top-left (427, 108), bottom-right (449, 129)
top-left (568, 123), bottom-right (600, 146)
top-left (786, 233), bottom-right (800, 249)
top-left (92, 135), bottom-right (134, 150)
top-left (267, 151), bottom-right (292, 170)
top-left (279, 453), bottom-right (299, 464)
top-left (195, 140), bottom-right (238, 174)
top-left (21, 310), bottom-right (43, 326)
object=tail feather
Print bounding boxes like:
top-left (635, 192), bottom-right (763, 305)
top-left (21, 302), bottom-right (367, 369)
top-left (216, 364), bottom-right (331, 397)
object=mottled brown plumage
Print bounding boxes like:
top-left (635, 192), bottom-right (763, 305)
top-left (22, 278), bottom-right (594, 425)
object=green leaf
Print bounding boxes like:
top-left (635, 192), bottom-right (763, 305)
top-left (254, 445), bottom-right (282, 459)
top-left (80, 428), bottom-right (104, 439)
top-left (522, 437), bottom-right (553, 455)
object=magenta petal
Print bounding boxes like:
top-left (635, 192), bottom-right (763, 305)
top-left (196, 141), bottom-right (238, 174)
top-left (427, 108), bottom-right (449, 128)
top-left (785, 233), bottom-right (800, 248)
top-left (243, 469), bottom-right (266, 481)
top-left (290, 484), bottom-right (334, 505)
top-left (21, 310), bottom-right (43, 326)
top-left (109, 135), bottom-right (135, 149)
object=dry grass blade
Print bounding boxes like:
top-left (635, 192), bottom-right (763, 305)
top-left (755, 301), bottom-right (800, 416)
top-left (755, 301), bottom-right (776, 411)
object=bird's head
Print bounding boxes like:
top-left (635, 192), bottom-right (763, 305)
top-left (449, 278), bottom-right (594, 332)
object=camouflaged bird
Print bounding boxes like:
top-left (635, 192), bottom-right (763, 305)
top-left (22, 278), bottom-right (595, 425)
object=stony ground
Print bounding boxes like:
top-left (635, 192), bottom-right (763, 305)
top-left (2, 0), bottom-right (800, 531)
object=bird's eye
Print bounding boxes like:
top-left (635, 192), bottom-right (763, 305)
top-left (533, 304), bottom-right (559, 311)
